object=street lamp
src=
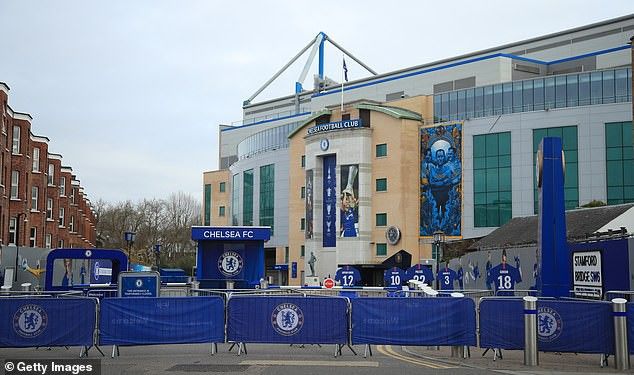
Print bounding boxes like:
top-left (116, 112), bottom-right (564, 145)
top-left (14, 213), bottom-right (27, 282)
top-left (433, 230), bottom-right (445, 290)
top-left (124, 231), bottom-right (136, 270)
top-left (154, 243), bottom-right (161, 271)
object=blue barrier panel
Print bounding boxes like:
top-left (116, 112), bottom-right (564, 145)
top-left (479, 299), bottom-right (615, 353)
top-left (99, 296), bottom-right (224, 346)
top-left (627, 302), bottom-right (634, 354)
top-left (351, 297), bottom-right (476, 346)
top-left (479, 299), bottom-right (524, 349)
top-left (0, 298), bottom-right (95, 348)
top-left (227, 296), bottom-right (348, 344)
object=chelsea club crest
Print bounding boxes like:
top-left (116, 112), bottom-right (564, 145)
top-left (218, 251), bottom-right (243, 277)
top-left (537, 306), bottom-right (563, 342)
top-left (271, 303), bottom-right (304, 336)
top-left (13, 304), bottom-right (48, 338)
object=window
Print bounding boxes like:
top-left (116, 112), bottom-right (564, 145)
top-left (58, 239), bottom-right (64, 248)
top-left (9, 218), bottom-right (16, 245)
top-left (301, 186), bottom-right (305, 199)
top-left (259, 164), bottom-right (275, 234)
top-left (219, 182), bottom-right (226, 193)
top-left (300, 218), bottom-right (305, 230)
top-left (376, 213), bottom-right (387, 227)
top-left (59, 207), bottom-right (65, 227)
top-left (285, 247), bottom-right (289, 263)
top-left (300, 245), bottom-right (305, 258)
top-left (45, 234), bottom-right (52, 249)
top-left (11, 170), bottom-right (19, 199)
top-left (376, 243), bottom-right (387, 256)
top-left (31, 186), bottom-right (39, 210)
top-left (0, 153), bottom-right (3, 185)
top-left (47, 198), bottom-right (53, 219)
top-left (533, 126), bottom-right (579, 212)
top-left (32, 147), bottom-right (40, 172)
top-left (376, 178), bottom-right (387, 192)
top-left (71, 188), bottom-right (76, 204)
top-left (29, 227), bottom-right (36, 247)
top-left (69, 216), bottom-right (75, 232)
top-left (605, 122), bottom-right (634, 204)
top-left (218, 206), bottom-right (225, 217)
top-left (376, 143), bottom-right (387, 157)
top-left (232, 174), bottom-right (240, 225)
top-left (204, 184), bottom-right (211, 225)
top-left (473, 132), bottom-right (512, 227)
top-left (243, 169), bottom-right (254, 225)
top-left (59, 177), bottom-right (66, 196)
top-left (301, 155), bottom-right (305, 168)
top-left (12, 125), bottom-right (20, 154)
top-left (48, 164), bottom-right (54, 185)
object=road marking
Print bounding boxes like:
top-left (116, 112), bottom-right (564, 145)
top-left (240, 360), bottom-right (379, 367)
top-left (376, 345), bottom-right (456, 369)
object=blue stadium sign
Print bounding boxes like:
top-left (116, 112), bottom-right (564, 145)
top-left (191, 226), bottom-right (271, 241)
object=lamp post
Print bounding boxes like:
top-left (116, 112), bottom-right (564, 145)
top-left (13, 213), bottom-right (27, 282)
top-left (433, 230), bottom-right (445, 290)
top-left (154, 243), bottom-right (161, 271)
top-left (124, 231), bottom-right (136, 271)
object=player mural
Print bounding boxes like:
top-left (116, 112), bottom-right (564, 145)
top-left (340, 164), bottom-right (359, 237)
top-left (420, 123), bottom-right (462, 236)
top-left (305, 170), bottom-right (313, 239)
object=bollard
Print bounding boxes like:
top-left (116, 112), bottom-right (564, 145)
top-left (612, 298), bottom-right (629, 371)
top-left (523, 296), bottom-right (538, 366)
top-left (21, 282), bottom-right (32, 292)
top-left (1, 285), bottom-right (11, 295)
top-left (226, 280), bottom-right (235, 290)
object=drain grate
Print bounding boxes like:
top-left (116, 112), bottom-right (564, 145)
top-left (166, 364), bottom-right (250, 373)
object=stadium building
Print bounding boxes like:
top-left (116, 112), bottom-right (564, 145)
top-left (203, 14), bottom-right (634, 286)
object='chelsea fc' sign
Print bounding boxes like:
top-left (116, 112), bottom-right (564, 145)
top-left (307, 119), bottom-right (362, 135)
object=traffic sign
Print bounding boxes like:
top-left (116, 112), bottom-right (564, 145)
top-left (324, 278), bottom-right (335, 288)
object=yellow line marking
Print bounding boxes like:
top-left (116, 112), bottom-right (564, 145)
top-left (376, 345), bottom-right (455, 369)
top-left (240, 360), bottom-right (379, 367)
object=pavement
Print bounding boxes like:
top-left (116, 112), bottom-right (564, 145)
top-left (405, 345), bottom-right (630, 374)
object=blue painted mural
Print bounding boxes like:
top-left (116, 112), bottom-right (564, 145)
top-left (420, 123), bottom-right (462, 236)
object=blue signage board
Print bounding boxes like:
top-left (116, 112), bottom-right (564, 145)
top-left (118, 271), bottom-right (160, 297)
top-left (191, 226), bottom-right (271, 241)
top-left (90, 259), bottom-right (113, 284)
top-left (307, 118), bottom-right (362, 135)
top-left (323, 155), bottom-right (337, 247)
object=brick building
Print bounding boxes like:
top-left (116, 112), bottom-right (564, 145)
top-left (0, 82), bottom-right (96, 250)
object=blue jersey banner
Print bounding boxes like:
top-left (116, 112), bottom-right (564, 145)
top-left (437, 267), bottom-right (458, 290)
top-left (322, 155), bottom-right (337, 247)
top-left (227, 296), bottom-right (348, 344)
top-left (383, 267), bottom-right (405, 287)
top-left (335, 266), bottom-right (361, 287)
top-left (351, 297), bottom-right (476, 346)
top-left (340, 164), bottom-right (359, 237)
top-left (99, 297), bottom-right (225, 346)
top-left (0, 298), bottom-right (96, 348)
top-left (486, 263), bottom-right (522, 296)
top-left (420, 123), bottom-right (462, 236)
top-left (480, 298), bottom-right (615, 353)
top-left (406, 264), bottom-right (434, 285)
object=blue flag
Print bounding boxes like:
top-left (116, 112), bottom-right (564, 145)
top-left (343, 58), bottom-right (348, 82)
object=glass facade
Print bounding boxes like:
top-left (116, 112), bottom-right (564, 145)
top-left (376, 143), bottom-right (387, 157)
top-left (434, 68), bottom-right (632, 123)
top-left (204, 184), bottom-right (211, 225)
top-left (533, 126), bottom-right (579, 212)
top-left (237, 122), bottom-right (302, 160)
top-left (376, 213), bottom-right (387, 227)
top-left (376, 178), bottom-right (387, 192)
top-left (243, 169), bottom-right (254, 225)
top-left (232, 174), bottom-right (239, 225)
top-left (605, 121), bottom-right (634, 204)
top-left (219, 182), bottom-right (226, 192)
top-left (259, 164), bottom-right (275, 234)
top-left (473, 132), bottom-right (512, 227)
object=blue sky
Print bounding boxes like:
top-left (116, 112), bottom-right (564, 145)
top-left (0, 0), bottom-right (632, 203)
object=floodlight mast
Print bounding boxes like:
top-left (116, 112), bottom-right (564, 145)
top-left (243, 32), bottom-right (377, 107)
